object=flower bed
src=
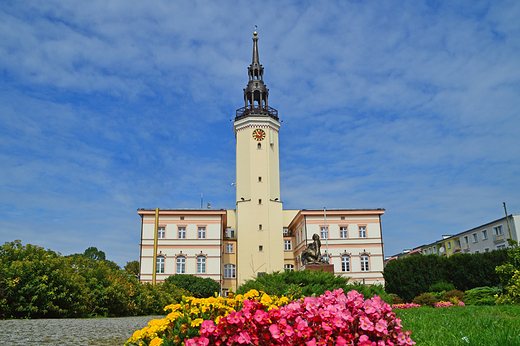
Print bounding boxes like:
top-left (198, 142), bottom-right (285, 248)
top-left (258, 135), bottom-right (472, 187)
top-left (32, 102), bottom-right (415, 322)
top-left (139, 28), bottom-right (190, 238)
top-left (434, 301), bottom-right (465, 308)
top-left (126, 289), bottom-right (415, 346)
top-left (392, 303), bottom-right (422, 309)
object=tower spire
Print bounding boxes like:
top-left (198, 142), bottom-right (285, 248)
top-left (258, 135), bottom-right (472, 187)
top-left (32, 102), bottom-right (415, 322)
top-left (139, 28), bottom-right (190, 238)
top-left (236, 29), bottom-right (278, 121)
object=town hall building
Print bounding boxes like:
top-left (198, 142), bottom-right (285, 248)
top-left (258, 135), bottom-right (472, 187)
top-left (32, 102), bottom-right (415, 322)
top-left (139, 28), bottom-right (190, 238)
top-left (138, 31), bottom-right (386, 295)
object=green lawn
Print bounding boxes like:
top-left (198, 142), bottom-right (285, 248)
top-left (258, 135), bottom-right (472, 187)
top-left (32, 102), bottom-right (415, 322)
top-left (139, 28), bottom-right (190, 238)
top-left (395, 305), bottom-right (520, 346)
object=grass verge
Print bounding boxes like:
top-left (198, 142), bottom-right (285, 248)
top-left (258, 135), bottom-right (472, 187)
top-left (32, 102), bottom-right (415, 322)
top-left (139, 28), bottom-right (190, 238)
top-left (395, 305), bottom-right (520, 346)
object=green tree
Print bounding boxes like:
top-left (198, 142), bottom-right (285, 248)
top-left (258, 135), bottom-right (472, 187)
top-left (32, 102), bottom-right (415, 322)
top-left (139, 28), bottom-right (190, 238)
top-left (125, 261), bottom-right (140, 279)
top-left (165, 274), bottom-right (220, 298)
top-left (83, 247), bottom-right (106, 261)
top-left (0, 240), bottom-right (89, 318)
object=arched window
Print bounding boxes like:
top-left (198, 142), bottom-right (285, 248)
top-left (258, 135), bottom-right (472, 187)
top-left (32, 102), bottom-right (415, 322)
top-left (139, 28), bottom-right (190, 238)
top-left (224, 264), bottom-right (236, 279)
top-left (176, 255), bottom-right (186, 274)
top-left (341, 254), bottom-right (350, 272)
top-left (156, 256), bottom-right (165, 274)
top-left (197, 256), bottom-right (206, 274)
top-left (360, 254), bottom-right (369, 272)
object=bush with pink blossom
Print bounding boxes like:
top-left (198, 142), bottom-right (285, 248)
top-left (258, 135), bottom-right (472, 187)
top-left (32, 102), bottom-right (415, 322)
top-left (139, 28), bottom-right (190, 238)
top-left (186, 289), bottom-right (415, 346)
top-left (392, 303), bottom-right (422, 309)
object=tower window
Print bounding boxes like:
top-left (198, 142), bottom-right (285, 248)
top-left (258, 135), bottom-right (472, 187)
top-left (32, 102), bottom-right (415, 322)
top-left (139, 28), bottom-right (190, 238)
top-left (259, 224), bottom-right (262, 230)
top-left (258, 199), bottom-right (262, 204)
top-left (257, 143), bottom-right (261, 149)
top-left (259, 245), bottom-right (263, 251)
top-left (258, 177), bottom-right (262, 182)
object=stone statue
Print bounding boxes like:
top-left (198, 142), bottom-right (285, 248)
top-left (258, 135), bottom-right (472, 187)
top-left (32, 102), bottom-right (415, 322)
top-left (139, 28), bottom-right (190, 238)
top-left (301, 233), bottom-right (329, 265)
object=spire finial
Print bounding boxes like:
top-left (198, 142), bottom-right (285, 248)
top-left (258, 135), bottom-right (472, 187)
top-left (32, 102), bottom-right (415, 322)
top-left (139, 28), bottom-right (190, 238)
top-left (254, 25), bottom-right (257, 36)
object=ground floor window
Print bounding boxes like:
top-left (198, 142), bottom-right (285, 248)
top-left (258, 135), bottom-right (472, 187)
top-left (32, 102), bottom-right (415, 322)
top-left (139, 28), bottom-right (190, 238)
top-left (341, 255), bottom-right (350, 272)
top-left (284, 264), bottom-right (294, 271)
top-left (361, 254), bottom-right (369, 272)
top-left (197, 256), bottom-right (206, 274)
top-left (176, 256), bottom-right (186, 274)
top-left (156, 256), bottom-right (165, 274)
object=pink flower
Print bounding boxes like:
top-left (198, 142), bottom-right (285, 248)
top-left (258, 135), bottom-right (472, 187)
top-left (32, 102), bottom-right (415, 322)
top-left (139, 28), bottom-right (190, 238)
top-left (253, 309), bottom-right (268, 323)
top-left (305, 338), bottom-right (317, 346)
top-left (185, 337), bottom-right (209, 346)
top-left (269, 324), bottom-right (281, 339)
top-left (336, 336), bottom-right (347, 346)
top-left (200, 320), bottom-right (215, 335)
top-left (359, 315), bottom-right (375, 331)
top-left (237, 331), bottom-right (251, 344)
top-left (375, 319), bottom-right (388, 334)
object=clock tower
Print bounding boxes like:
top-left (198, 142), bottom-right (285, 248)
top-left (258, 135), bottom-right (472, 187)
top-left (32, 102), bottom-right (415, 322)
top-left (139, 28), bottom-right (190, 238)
top-left (234, 31), bottom-right (284, 284)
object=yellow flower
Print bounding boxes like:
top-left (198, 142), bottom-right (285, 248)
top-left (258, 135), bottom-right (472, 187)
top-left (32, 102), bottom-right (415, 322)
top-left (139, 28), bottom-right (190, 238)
top-left (260, 293), bottom-right (272, 305)
top-left (191, 318), bottom-right (204, 327)
top-left (149, 337), bottom-right (163, 346)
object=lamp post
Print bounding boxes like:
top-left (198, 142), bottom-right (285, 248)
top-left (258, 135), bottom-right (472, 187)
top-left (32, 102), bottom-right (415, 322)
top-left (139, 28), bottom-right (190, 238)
top-left (324, 207), bottom-right (329, 263)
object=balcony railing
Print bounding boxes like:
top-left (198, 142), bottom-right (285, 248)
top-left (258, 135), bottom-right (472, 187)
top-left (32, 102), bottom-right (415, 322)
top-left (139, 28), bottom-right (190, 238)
top-left (493, 234), bottom-right (505, 242)
top-left (236, 105), bottom-right (278, 120)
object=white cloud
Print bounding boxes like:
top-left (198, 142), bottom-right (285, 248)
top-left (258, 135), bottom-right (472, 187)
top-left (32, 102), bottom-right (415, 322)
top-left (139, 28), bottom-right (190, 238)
top-left (1, 0), bottom-right (519, 264)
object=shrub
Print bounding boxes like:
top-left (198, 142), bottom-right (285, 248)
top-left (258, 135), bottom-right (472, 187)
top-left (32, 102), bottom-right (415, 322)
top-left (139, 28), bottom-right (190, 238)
top-left (495, 246), bottom-right (520, 305)
top-left (236, 269), bottom-right (351, 299)
top-left (388, 293), bottom-right (404, 305)
top-left (384, 249), bottom-right (509, 301)
top-left (0, 240), bottom-right (190, 318)
top-left (443, 289), bottom-right (465, 304)
top-left (412, 293), bottom-right (437, 307)
top-left (165, 274), bottom-right (220, 298)
top-left (464, 286), bottom-right (497, 306)
top-left (428, 281), bottom-right (455, 293)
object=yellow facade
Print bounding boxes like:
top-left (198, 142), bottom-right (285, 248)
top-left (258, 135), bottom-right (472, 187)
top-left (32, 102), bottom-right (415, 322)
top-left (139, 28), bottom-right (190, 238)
top-left (234, 117), bottom-right (285, 284)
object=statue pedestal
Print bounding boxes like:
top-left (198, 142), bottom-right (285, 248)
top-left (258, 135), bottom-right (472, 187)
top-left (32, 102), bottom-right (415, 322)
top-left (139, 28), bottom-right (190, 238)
top-left (303, 264), bottom-right (334, 274)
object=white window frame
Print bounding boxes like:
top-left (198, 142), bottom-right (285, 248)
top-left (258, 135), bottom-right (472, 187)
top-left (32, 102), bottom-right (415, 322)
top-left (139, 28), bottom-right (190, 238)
top-left (284, 240), bottom-right (292, 251)
top-left (197, 256), bottom-right (206, 274)
top-left (447, 242), bottom-right (451, 249)
top-left (494, 225), bottom-right (503, 235)
top-left (322, 254), bottom-right (329, 263)
top-left (472, 233), bottom-right (478, 243)
top-left (158, 226), bottom-right (165, 239)
top-left (341, 255), bottom-right (350, 272)
top-left (176, 256), bottom-right (186, 274)
top-left (226, 243), bottom-right (234, 253)
top-left (340, 227), bottom-right (348, 239)
top-left (156, 256), bottom-right (165, 274)
top-left (224, 264), bottom-right (236, 278)
top-left (320, 227), bottom-right (328, 239)
top-left (198, 227), bottom-right (206, 239)
top-left (482, 229), bottom-right (488, 240)
top-left (359, 226), bottom-right (367, 238)
top-left (284, 264), bottom-right (294, 271)
top-left (178, 227), bottom-right (186, 239)
top-left (360, 254), bottom-right (369, 272)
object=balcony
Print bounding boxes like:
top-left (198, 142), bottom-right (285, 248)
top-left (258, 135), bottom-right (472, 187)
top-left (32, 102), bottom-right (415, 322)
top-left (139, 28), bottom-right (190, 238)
top-left (493, 234), bottom-right (505, 242)
top-left (236, 105), bottom-right (278, 121)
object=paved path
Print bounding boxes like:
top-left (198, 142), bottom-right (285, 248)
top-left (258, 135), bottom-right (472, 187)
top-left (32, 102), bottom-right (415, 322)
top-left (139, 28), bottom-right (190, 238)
top-left (0, 315), bottom-right (163, 345)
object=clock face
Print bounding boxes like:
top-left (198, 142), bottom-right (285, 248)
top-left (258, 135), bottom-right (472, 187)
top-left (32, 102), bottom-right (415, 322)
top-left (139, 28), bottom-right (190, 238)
top-left (252, 129), bottom-right (266, 141)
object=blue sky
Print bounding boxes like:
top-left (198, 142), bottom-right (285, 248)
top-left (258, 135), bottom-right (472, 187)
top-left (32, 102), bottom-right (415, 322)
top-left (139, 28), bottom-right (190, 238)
top-left (1, 1), bottom-right (519, 267)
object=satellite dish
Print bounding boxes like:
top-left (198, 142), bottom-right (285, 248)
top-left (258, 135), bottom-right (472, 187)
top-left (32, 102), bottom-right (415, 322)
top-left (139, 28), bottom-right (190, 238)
top-left (440, 247), bottom-right (445, 252)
